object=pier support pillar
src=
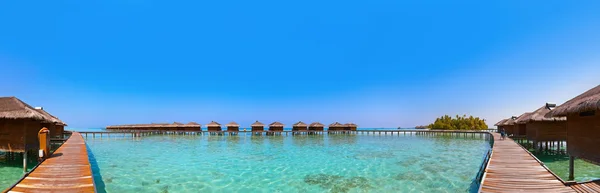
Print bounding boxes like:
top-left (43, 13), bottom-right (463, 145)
top-left (569, 156), bottom-right (575, 181)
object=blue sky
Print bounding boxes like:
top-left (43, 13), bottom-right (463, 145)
top-left (1, 0), bottom-right (599, 128)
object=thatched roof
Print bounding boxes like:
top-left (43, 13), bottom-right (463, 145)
top-left (292, 121), bottom-right (307, 127)
top-left (494, 119), bottom-right (508, 126)
top-left (173, 122), bottom-right (184, 125)
top-left (251, 121), bottom-right (265, 127)
top-left (0, 97), bottom-right (54, 122)
top-left (206, 121), bottom-right (221, 127)
top-left (35, 107), bottom-right (68, 126)
top-left (226, 122), bottom-right (240, 127)
top-left (328, 122), bottom-right (344, 127)
top-left (514, 112), bottom-right (532, 124)
top-left (344, 123), bottom-right (357, 127)
top-left (550, 85), bottom-right (600, 117)
top-left (501, 117), bottom-right (517, 126)
top-left (187, 122), bottom-right (200, 125)
top-left (269, 122), bottom-right (284, 127)
top-left (518, 105), bottom-right (566, 123)
top-left (309, 122), bottom-right (324, 127)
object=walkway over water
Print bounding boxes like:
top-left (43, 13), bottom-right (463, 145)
top-left (9, 132), bottom-right (95, 193)
top-left (481, 133), bottom-right (574, 193)
top-left (569, 180), bottom-right (600, 193)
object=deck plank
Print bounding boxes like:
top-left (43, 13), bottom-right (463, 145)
top-left (9, 132), bottom-right (95, 193)
top-left (480, 133), bottom-right (574, 193)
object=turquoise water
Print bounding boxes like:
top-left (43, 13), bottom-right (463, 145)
top-left (533, 151), bottom-right (600, 182)
top-left (86, 133), bottom-right (491, 192)
top-left (0, 152), bottom-right (39, 191)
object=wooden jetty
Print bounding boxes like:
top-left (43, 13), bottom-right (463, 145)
top-left (569, 180), bottom-right (600, 193)
top-left (8, 132), bottom-right (95, 193)
top-left (480, 133), bottom-right (574, 193)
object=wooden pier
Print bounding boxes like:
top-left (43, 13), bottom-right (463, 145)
top-left (569, 180), bottom-right (600, 193)
top-left (480, 133), bottom-right (574, 193)
top-left (8, 132), bottom-right (95, 193)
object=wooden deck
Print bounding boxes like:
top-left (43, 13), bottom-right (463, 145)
top-left (480, 133), bottom-right (574, 193)
top-left (9, 132), bottom-right (95, 193)
top-left (569, 180), bottom-right (600, 193)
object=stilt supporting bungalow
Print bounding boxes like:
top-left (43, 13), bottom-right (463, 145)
top-left (328, 122), bottom-right (344, 133)
top-left (0, 97), bottom-right (57, 172)
top-left (516, 103), bottom-right (567, 153)
top-left (268, 122), bottom-right (284, 134)
top-left (206, 121), bottom-right (222, 134)
top-left (226, 121), bottom-right (240, 134)
top-left (292, 121), bottom-right (308, 133)
top-left (549, 85), bottom-right (600, 181)
top-left (251, 121), bottom-right (265, 134)
top-left (308, 122), bottom-right (324, 134)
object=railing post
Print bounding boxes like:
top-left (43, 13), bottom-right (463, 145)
top-left (569, 156), bottom-right (575, 181)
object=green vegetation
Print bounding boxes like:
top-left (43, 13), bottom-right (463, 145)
top-left (428, 115), bottom-right (488, 130)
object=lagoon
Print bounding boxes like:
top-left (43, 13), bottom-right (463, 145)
top-left (86, 133), bottom-right (491, 192)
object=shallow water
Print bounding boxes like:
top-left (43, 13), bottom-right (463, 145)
top-left (533, 151), bottom-right (600, 182)
top-left (0, 152), bottom-right (38, 190)
top-left (86, 133), bottom-right (490, 193)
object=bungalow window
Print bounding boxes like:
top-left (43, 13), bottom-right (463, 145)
top-left (579, 110), bottom-right (596, 117)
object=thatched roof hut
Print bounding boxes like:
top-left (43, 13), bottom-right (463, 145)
top-left (206, 121), bottom-right (222, 132)
top-left (344, 123), bottom-right (358, 131)
top-left (494, 118), bottom-right (509, 131)
top-left (549, 85), bottom-right (600, 117)
top-left (226, 121), bottom-right (240, 132)
top-left (292, 121), bottom-right (308, 131)
top-left (328, 122), bottom-right (345, 131)
top-left (33, 107), bottom-right (68, 137)
top-left (269, 121), bottom-right (284, 131)
top-left (251, 121), bottom-right (265, 131)
top-left (308, 122), bottom-right (324, 131)
top-left (549, 85), bottom-right (600, 165)
top-left (517, 104), bottom-right (567, 142)
top-left (513, 112), bottom-right (532, 136)
top-left (187, 122), bottom-right (200, 125)
top-left (0, 97), bottom-right (56, 152)
top-left (500, 116), bottom-right (518, 136)
top-left (106, 122), bottom-right (201, 131)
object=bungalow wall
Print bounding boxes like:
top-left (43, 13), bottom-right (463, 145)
top-left (207, 126), bottom-right (222, 132)
top-left (566, 113), bottom-right (600, 165)
top-left (227, 126), bottom-right (239, 132)
top-left (504, 125), bottom-right (515, 136)
top-left (516, 124), bottom-right (527, 136)
top-left (0, 119), bottom-right (43, 152)
top-left (56, 125), bottom-right (65, 137)
top-left (308, 126), bottom-right (324, 131)
top-left (251, 126), bottom-right (264, 131)
top-left (526, 121), bottom-right (567, 142)
top-left (269, 126), bottom-right (284, 131)
top-left (292, 126), bottom-right (306, 131)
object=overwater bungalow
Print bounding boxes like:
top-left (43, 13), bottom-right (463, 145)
top-left (34, 107), bottom-right (68, 138)
top-left (513, 112), bottom-right (532, 137)
top-left (494, 118), bottom-right (508, 131)
top-left (344, 123), bottom-right (358, 131)
top-left (0, 97), bottom-right (56, 164)
top-left (517, 104), bottom-right (567, 145)
top-left (308, 122), bottom-right (324, 131)
top-left (268, 122), bottom-right (284, 132)
top-left (107, 122), bottom-right (201, 131)
top-left (328, 122), bottom-right (345, 131)
top-left (501, 116), bottom-right (518, 136)
top-left (548, 85), bottom-right (600, 180)
top-left (251, 121), bottom-right (265, 132)
top-left (226, 122), bottom-right (240, 132)
top-left (206, 121), bottom-right (222, 132)
top-left (292, 121), bottom-right (308, 131)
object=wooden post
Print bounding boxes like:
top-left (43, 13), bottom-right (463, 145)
top-left (569, 156), bottom-right (575, 181)
top-left (23, 150), bottom-right (27, 173)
